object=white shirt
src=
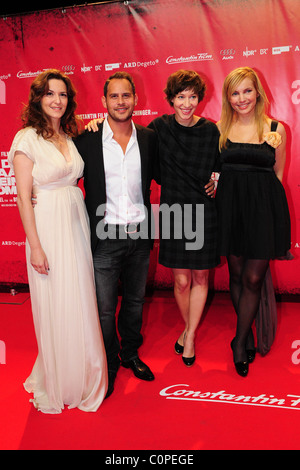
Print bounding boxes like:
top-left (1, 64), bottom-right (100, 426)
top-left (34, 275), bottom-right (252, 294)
top-left (102, 117), bottom-right (145, 225)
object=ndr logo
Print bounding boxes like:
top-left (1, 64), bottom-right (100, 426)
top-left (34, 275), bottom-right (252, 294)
top-left (0, 340), bottom-right (6, 364)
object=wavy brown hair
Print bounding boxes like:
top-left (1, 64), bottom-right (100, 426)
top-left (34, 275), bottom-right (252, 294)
top-left (21, 69), bottom-right (79, 139)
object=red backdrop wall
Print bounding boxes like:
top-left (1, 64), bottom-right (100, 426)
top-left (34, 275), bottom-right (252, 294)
top-left (0, 0), bottom-right (299, 292)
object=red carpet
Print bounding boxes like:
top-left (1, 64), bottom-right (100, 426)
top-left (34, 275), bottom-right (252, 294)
top-left (1, 290), bottom-right (300, 450)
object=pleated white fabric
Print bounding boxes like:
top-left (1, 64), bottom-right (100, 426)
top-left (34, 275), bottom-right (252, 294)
top-left (9, 128), bottom-right (108, 414)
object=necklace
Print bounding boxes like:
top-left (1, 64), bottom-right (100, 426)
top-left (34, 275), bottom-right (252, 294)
top-left (50, 132), bottom-right (71, 162)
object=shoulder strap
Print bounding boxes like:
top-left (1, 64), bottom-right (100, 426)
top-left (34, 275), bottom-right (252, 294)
top-left (271, 120), bottom-right (278, 132)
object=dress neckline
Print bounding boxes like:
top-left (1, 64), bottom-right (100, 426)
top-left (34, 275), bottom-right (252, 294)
top-left (227, 120), bottom-right (278, 147)
top-left (48, 135), bottom-right (73, 164)
top-left (227, 139), bottom-right (268, 147)
top-left (172, 114), bottom-right (205, 129)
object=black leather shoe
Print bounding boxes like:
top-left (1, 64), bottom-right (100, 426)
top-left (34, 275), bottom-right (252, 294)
top-left (121, 357), bottom-right (155, 381)
top-left (105, 371), bottom-right (117, 399)
top-left (175, 340), bottom-right (184, 355)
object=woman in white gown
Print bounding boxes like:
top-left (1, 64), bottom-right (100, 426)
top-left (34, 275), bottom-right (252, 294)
top-left (8, 69), bottom-right (108, 414)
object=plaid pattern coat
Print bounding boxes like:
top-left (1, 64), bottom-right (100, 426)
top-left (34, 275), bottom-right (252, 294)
top-left (149, 114), bottom-right (220, 269)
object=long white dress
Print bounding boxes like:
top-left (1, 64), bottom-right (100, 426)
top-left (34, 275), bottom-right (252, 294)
top-left (8, 127), bottom-right (108, 414)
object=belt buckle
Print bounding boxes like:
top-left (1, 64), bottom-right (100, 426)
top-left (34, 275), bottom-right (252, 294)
top-left (125, 223), bottom-right (138, 234)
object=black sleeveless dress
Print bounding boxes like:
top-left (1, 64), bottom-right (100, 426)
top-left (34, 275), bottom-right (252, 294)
top-left (216, 121), bottom-right (291, 260)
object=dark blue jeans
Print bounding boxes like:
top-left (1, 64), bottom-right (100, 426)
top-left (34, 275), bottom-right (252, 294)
top-left (93, 235), bottom-right (151, 374)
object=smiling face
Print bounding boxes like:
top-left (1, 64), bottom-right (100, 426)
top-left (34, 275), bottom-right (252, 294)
top-left (102, 78), bottom-right (137, 123)
top-left (229, 77), bottom-right (259, 117)
top-left (171, 88), bottom-right (199, 126)
top-left (40, 78), bottom-right (68, 125)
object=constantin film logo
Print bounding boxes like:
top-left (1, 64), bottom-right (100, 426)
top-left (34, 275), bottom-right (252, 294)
top-left (160, 384), bottom-right (300, 411)
top-left (166, 52), bottom-right (213, 65)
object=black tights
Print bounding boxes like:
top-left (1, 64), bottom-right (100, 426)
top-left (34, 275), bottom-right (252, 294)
top-left (227, 255), bottom-right (269, 363)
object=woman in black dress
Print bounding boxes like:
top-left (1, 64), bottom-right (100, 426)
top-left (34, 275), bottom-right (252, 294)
top-left (216, 67), bottom-right (291, 377)
top-left (149, 70), bottom-right (220, 366)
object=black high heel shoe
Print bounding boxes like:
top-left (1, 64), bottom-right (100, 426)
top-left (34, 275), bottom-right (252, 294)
top-left (246, 329), bottom-right (256, 363)
top-left (175, 331), bottom-right (186, 355)
top-left (174, 341), bottom-right (184, 355)
top-left (182, 333), bottom-right (195, 366)
top-left (231, 339), bottom-right (248, 377)
top-left (182, 354), bottom-right (196, 367)
top-left (246, 348), bottom-right (256, 364)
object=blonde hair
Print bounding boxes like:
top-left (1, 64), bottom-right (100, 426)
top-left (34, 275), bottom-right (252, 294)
top-left (219, 67), bottom-right (269, 150)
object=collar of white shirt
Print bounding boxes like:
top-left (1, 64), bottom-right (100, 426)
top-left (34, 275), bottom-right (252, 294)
top-left (102, 117), bottom-right (137, 144)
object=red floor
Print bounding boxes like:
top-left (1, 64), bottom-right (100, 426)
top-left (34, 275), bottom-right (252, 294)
top-left (1, 290), bottom-right (300, 450)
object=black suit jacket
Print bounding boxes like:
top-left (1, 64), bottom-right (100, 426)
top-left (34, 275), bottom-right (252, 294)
top-left (74, 122), bottom-right (159, 253)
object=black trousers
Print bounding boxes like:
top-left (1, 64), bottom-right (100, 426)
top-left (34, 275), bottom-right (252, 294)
top-left (93, 232), bottom-right (151, 373)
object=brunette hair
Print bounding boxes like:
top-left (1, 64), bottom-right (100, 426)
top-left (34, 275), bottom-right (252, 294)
top-left (21, 69), bottom-right (79, 139)
top-left (103, 71), bottom-right (136, 97)
top-left (219, 67), bottom-right (269, 149)
top-left (164, 70), bottom-right (206, 106)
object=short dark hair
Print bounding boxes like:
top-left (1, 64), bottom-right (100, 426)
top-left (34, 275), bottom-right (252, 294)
top-left (164, 70), bottom-right (206, 106)
top-left (103, 71), bottom-right (136, 97)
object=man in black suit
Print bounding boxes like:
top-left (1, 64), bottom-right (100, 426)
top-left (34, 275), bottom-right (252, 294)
top-left (74, 72), bottom-right (158, 398)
